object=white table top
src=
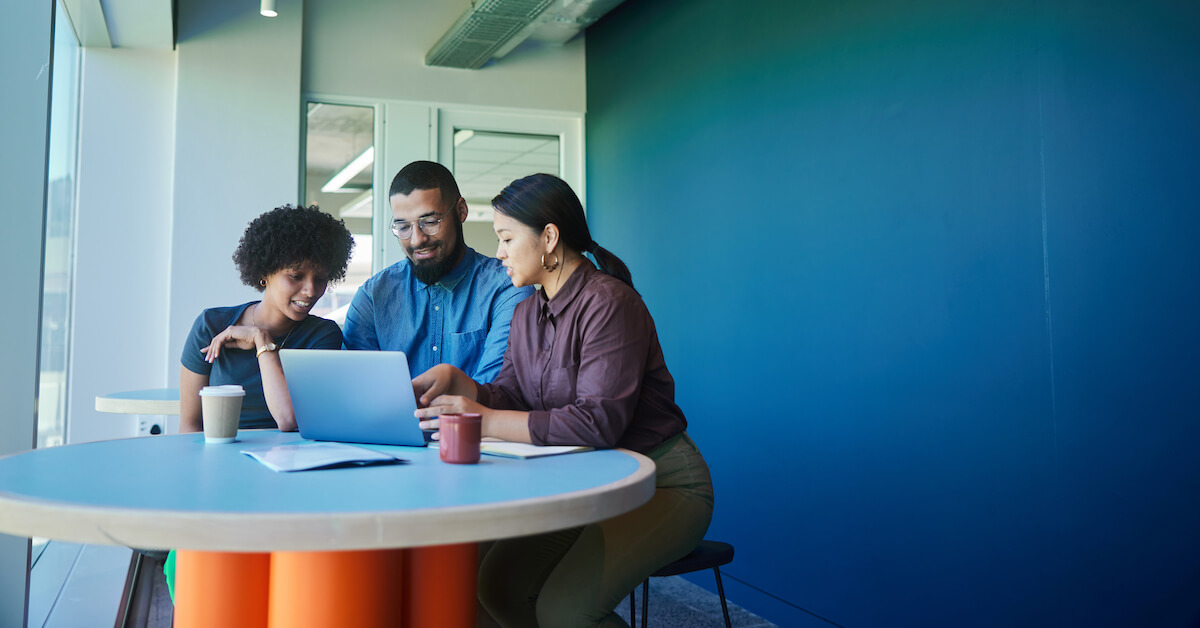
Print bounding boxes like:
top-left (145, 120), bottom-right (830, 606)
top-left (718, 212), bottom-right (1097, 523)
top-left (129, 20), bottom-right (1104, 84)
top-left (94, 388), bottom-right (181, 415)
top-left (0, 431), bottom-right (655, 552)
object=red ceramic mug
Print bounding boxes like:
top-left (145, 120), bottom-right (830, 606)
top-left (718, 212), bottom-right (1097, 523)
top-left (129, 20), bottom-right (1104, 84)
top-left (438, 413), bottom-right (482, 464)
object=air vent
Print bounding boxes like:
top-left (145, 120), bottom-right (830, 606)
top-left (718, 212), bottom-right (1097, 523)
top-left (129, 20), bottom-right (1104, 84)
top-left (426, 0), bottom-right (556, 69)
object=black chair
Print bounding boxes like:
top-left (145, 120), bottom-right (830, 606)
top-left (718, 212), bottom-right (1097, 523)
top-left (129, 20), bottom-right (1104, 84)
top-left (629, 540), bottom-right (735, 628)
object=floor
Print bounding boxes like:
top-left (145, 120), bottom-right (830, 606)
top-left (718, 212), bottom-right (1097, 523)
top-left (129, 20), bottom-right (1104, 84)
top-left (617, 575), bottom-right (780, 628)
top-left (137, 572), bottom-right (777, 628)
top-left (34, 543), bottom-right (778, 628)
top-left (28, 541), bottom-right (131, 628)
top-left (124, 553), bottom-right (173, 628)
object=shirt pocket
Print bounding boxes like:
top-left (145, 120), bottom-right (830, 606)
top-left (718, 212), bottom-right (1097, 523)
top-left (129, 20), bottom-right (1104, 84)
top-left (448, 328), bottom-right (487, 370)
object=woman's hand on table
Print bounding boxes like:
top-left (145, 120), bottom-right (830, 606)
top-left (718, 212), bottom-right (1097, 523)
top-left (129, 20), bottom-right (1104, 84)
top-left (201, 325), bottom-right (269, 363)
top-left (414, 388), bottom-right (533, 443)
top-left (414, 364), bottom-right (498, 439)
top-left (412, 363), bottom-right (477, 407)
top-left (415, 394), bottom-right (487, 433)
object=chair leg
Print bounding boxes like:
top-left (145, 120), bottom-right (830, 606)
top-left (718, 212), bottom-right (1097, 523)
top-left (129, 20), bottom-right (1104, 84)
top-left (713, 566), bottom-right (731, 628)
top-left (641, 578), bottom-right (650, 627)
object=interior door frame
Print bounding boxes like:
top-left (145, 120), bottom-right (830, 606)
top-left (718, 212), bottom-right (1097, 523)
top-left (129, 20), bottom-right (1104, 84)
top-left (301, 95), bottom-right (584, 272)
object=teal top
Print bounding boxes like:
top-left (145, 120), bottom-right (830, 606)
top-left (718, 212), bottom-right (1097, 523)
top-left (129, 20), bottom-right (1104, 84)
top-left (181, 302), bottom-right (342, 429)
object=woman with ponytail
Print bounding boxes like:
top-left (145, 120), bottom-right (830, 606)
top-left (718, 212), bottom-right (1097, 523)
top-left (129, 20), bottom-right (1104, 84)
top-left (413, 173), bottom-right (714, 627)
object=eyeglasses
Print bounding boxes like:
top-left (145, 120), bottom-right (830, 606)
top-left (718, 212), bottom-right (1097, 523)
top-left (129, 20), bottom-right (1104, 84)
top-left (390, 202), bottom-right (457, 240)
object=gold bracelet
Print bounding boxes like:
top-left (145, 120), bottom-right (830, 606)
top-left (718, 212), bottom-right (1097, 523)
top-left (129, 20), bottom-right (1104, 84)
top-left (256, 342), bottom-right (278, 358)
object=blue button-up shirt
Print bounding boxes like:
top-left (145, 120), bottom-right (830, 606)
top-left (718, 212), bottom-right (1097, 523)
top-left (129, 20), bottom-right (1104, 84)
top-left (342, 248), bottom-right (532, 383)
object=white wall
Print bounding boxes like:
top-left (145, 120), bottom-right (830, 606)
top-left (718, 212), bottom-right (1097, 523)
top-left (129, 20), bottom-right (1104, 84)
top-left (167, 0), bottom-right (305, 384)
top-left (67, 48), bottom-right (176, 444)
top-left (0, 1), bottom-right (53, 622)
top-left (302, 0), bottom-right (586, 111)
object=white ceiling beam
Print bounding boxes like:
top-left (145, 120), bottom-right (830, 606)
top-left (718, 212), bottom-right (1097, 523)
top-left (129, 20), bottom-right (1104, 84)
top-left (100, 0), bottom-right (174, 49)
top-left (61, 0), bottom-right (113, 48)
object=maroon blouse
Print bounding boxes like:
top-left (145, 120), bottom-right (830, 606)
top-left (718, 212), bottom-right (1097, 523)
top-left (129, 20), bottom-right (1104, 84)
top-left (475, 262), bottom-right (687, 454)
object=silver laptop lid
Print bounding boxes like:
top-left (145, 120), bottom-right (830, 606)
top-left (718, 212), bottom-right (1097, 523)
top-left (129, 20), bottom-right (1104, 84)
top-left (278, 349), bottom-right (427, 447)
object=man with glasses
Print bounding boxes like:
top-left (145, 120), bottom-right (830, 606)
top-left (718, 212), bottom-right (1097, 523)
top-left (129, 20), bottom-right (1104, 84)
top-left (343, 161), bottom-right (532, 382)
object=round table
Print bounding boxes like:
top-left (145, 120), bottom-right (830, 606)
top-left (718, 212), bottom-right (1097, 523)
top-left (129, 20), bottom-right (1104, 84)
top-left (95, 388), bottom-right (180, 437)
top-left (0, 430), bottom-right (655, 627)
top-left (94, 388), bottom-right (181, 416)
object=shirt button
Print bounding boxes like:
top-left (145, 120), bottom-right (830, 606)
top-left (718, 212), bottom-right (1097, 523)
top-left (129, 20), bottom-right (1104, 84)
top-left (434, 306), bottom-right (440, 311)
top-left (432, 346), bottom-right (438, 352)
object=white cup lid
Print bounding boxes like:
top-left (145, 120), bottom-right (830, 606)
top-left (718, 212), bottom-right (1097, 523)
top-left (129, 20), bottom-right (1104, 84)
top-left (200, 385), bottom-right (245, 397)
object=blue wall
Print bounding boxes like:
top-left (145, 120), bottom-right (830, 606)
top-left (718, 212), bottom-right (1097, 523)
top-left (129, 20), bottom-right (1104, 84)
top-left (586, 1), bottom-right (1200, 625)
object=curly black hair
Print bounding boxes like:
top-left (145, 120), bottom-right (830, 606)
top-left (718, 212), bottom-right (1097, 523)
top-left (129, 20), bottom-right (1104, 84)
top-left (233, 204), bottom-right (354, 291)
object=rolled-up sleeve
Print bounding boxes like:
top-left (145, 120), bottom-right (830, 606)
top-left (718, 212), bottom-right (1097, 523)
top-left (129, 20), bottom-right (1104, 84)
top-left (342, 281), bottom-right (379, 350)
top-left (476, 344), bottom-right (530, 411)
top-left (474, 264), bottom-right (686, 453)
top-left (181, 311), bottom-right (215, 376)
top-left (472, 282), bottom-right (532, 383)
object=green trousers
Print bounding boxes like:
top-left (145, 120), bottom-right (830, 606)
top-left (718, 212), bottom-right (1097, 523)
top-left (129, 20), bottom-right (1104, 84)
top-left (478, 432), bottom-right (715, 628)
top-left (163, 549), bottom-right (176, 601)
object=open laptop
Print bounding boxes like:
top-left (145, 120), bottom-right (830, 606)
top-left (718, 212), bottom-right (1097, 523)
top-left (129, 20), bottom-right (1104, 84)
top-left (278, 349), bottom-right (428, 447)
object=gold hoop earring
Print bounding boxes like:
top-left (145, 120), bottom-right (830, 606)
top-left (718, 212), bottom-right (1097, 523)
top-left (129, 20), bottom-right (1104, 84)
top-left (541, 252), bottom-right (559, 271)
top-left (260, 278), bottom-right (267, 287)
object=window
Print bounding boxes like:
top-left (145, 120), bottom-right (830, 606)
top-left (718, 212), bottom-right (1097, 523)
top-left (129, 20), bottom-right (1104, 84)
top-left (303, 102), bottom-right (376, 324)
top-left (300, 99), bottom-right (583, 275)
top-left (438, 107), bottom-right (583, 256)
top-left (30, 0), bottom-right (82, 569)
top-left (452, 130), bottom-right (561, 254)
top-left (39, 1), bottom-right (81, 450)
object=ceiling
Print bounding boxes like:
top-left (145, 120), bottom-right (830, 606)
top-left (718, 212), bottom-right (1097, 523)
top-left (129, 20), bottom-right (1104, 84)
top-left (66, 1), bottom-right (571, 222)
top-left (72, 0), bottom-right (625, 65)
top-left (65, 0), bottom-right (173, 48)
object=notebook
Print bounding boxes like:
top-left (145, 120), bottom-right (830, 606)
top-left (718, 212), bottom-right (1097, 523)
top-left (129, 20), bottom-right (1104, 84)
top-left (478, 441), bottom-right (593, 459)
top-left (241, 442), bottom-right (408, 472)
top-left (278, 349), bottom-right (428, 447)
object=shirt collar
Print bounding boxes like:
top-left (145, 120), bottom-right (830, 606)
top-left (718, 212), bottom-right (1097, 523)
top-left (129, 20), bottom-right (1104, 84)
top-left (539, 260), bottom-right (596, 319)
top-left (431, 247), bottom-right (475, 292)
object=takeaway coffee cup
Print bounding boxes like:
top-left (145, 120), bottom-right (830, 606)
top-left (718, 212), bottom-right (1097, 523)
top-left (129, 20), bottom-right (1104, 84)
top-left (199, 385), bottom-right (244, 443)
top-left (438, 413), bottom-right (482, 464)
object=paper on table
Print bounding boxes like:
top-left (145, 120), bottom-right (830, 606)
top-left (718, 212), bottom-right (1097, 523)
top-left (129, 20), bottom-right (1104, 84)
top-left (477, 441), bottom-right (593, 459)
top-left (241, 442), bottom-right (406, 472)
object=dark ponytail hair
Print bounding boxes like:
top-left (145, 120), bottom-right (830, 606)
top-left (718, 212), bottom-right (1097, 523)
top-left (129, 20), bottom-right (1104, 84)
top-left (492, 174), bottom-right (634, 289)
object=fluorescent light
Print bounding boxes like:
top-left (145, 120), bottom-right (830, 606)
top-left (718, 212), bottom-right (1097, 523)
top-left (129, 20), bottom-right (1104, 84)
top-left (339, 191), bottom-right (373, 218)
top-left (322, 146), bottom-right (374, 193)
top-left (454, 129), bottom-right (475, 147)
top-left (261, 0), bottom-right (277, 17)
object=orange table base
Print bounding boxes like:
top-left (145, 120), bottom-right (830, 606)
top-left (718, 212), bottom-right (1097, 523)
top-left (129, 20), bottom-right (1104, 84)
top-left (174, 545), bottom-right (477, 628)
top-left (174, 551), bottom-right (270, 628)
top-left (404, 544), bottom-right (478, 628)
top-left (270, 549), bottom-right (406, 627)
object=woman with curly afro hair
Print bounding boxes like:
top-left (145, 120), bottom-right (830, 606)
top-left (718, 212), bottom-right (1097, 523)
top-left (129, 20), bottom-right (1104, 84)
top-left (179, 204), bottom-right (354, 433)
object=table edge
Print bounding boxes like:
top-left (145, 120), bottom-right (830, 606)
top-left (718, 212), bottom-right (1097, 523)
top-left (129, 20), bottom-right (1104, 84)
top-left (0, 449), bottom-right (657, 551)
top-left (95, 392), bottom-right (181, 416)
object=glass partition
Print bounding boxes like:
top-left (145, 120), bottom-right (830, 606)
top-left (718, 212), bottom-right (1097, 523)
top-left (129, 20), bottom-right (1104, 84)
top-left (304, 102), bottom-right (375, 324)
top-left (32, 0), bottom-right (81, 570)
top-left (39, 0), bottom-right (80, 451)
top-left (451, 130), bottom-right (560, 254)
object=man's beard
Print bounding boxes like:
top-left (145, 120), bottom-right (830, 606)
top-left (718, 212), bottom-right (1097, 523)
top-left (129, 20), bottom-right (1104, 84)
top-left (409, 224), bottom-right (466, 285)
